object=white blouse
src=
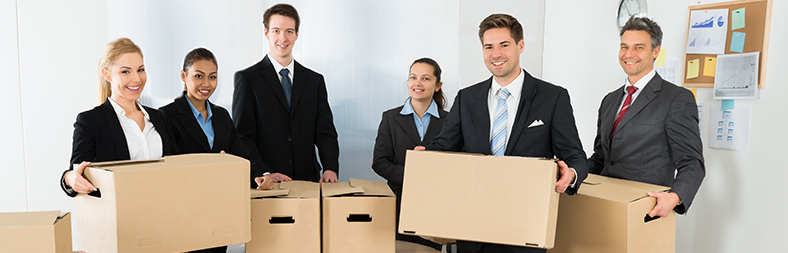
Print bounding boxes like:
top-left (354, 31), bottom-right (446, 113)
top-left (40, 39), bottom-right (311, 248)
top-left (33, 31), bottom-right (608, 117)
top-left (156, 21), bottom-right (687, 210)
top-left (107, 98), bottom-right (163, 160)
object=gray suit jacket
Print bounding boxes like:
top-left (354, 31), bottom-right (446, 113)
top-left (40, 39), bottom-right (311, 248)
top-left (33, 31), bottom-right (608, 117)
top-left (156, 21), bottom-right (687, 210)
top-left (588, 73), bottom-right (705, 214)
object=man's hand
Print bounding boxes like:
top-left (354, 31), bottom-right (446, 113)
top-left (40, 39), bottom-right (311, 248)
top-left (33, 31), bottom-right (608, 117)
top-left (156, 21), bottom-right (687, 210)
top-left (647, 191), bottom-right (681, 218)
top-left (320, 170), bottom-right (338, 183)
top-left (414, 146), bottom-right (426, 151)
top-left (65, 161), bottom-right (97, 194)
top-left (268, 173), bottom-right (292, 183)
top-left (255, 174), bottom-right (274, 190)
top-left (554, 160), bottom-right (575, 193)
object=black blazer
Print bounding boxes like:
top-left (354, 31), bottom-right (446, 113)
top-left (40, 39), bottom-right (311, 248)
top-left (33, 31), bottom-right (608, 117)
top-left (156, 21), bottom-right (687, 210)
top-left (426, 70), bottom-right (588, 253)
top-left (159, 92), bottom-right (264, 188)
top-left (372, 105), bottom-right (448, 197)
top-left (588, 73), bottom-right (704, 214)
top-left (60, 99), bottom-right (178, 197)
top-left (232, 56), bottom-right (339, 182)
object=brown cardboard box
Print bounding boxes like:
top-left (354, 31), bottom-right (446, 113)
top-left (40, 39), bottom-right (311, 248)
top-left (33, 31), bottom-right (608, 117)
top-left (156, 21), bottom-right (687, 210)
top-left (76, 154), bottom-right (251, 253)
top-left (322, 178), bottom-right (396, 253)
top-left (247, 181), bottom-right (320, 253)
top-left (399, 150), bottom-right (559, 249)
top-left (548, 174), bottom-right (675, 253)
top-left (0, 211), bottom-right (72, 253)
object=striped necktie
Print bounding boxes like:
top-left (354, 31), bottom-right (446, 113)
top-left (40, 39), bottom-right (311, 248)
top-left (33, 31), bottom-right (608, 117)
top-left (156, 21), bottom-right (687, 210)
top-left (491, 88), bottom-right (511, 156)
top-left (611, 85), bottom-right (638, 141)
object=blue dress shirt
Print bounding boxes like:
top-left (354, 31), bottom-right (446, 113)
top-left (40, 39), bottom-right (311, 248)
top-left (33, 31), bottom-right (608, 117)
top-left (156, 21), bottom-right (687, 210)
top-left (399, 98), bottom-right (440, 141)
top-left (186, 97), bottom-right (215, 149)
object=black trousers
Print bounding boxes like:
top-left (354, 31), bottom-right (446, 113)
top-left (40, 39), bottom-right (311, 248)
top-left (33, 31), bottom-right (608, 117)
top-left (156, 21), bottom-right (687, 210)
top-left (457, 241), bottom-right (545, 253)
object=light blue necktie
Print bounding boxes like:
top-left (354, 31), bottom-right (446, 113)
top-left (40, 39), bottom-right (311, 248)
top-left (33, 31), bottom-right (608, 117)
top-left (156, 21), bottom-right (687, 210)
top-left (279, 68), bottom-right (292, 108)
top-left (491, 88), bottom-right (510, 156)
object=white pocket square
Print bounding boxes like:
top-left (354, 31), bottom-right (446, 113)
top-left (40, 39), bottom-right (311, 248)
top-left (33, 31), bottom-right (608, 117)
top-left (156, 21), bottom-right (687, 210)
top-left (528, 119), bottom-right (544, 128)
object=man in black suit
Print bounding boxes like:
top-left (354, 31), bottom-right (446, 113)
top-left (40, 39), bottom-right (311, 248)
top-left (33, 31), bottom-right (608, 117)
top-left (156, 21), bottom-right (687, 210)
top-left (420, 14), bottom-right (587, 253)
top-left (588, 17), bottom-right (704, 217)
top-left (233, 3), bottom-right (339, 183)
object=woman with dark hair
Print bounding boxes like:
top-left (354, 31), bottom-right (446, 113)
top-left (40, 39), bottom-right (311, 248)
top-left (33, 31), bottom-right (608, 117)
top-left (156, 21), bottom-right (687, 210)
top-left (372, 57), bottom-right (448, 250)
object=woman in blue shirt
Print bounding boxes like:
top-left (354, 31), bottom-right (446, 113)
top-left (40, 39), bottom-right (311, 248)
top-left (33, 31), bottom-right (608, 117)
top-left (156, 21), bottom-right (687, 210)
top-left (372, 57), bottom-right (448, 250)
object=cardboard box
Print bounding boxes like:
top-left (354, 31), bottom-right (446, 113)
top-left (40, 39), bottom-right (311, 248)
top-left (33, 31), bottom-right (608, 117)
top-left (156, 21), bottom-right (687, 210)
top-left (322, 178), bottom-right (396, 253)
top-left (548, 174), bottom-right (675, 253)
top-left (399, 150), bottom-right (559, 249)
top-left (0, 211), bottom-right (72, 253)
top-left (247, 181), bottom-right (320, 253)
top-left (76, 154), bottom-right (251, 253)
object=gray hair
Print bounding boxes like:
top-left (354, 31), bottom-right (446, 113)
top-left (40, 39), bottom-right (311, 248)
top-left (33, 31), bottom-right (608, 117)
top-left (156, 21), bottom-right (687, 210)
top-left (620, 16), bottom-right (662, 49)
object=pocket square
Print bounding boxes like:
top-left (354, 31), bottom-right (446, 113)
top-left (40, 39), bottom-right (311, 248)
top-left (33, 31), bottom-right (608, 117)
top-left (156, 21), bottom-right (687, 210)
top-left (528, 119), bottom-right (544, 128)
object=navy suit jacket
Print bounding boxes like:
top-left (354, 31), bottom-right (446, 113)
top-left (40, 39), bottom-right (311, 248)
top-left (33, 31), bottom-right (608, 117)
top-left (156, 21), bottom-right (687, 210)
top-left (588, 73), bottom-right (704, 214)
top-left (60, 99), bottom-right (178, 197)
top-left (426, 70), bottom-right (587, 253)
top-left (232, 56), bottom-right (339, 182)
top-left (159, 92), bottom-right (264, 188)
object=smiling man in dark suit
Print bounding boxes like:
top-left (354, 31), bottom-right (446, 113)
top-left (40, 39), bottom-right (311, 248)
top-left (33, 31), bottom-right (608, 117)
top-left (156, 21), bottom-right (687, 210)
top-left (419, 14), bottom-right (588, 253)
top-left (233, 3), bottom-right (339, 183)
top-left (588, 16), bottom-right (704, 218)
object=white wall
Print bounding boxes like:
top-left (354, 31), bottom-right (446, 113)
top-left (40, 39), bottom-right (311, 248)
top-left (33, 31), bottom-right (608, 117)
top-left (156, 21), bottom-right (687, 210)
top-left (544, 0), bottom-right (787, 252)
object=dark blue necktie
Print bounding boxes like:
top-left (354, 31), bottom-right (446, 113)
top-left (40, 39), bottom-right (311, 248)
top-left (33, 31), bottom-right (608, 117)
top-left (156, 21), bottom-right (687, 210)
top-left (279, 68), bottom-right (292, 108)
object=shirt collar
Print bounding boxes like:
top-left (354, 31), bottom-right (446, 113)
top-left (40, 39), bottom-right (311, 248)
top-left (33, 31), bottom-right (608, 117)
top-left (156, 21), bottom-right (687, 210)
top-left (186, 96), bottom-right (213, 120)
top-left (268, 53), bottom-right (294, 76)
top-left (108, 97), bottom-right (149, 121)
top-left (490, 68), bottom-right (524, 101)
top-left (399, 98), bottom-right (441, 119)
top-left (623, 68), bottom-right (656, 92)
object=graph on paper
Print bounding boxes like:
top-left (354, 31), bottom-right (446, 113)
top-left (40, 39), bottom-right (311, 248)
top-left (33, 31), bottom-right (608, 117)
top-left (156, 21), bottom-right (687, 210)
top-left (714, 52), bottom-right (759, 99)
top-left (686, 9), bottom-right (728, 54)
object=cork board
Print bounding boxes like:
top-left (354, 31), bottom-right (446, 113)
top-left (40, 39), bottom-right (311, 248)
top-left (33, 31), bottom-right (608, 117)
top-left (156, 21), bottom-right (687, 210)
top-left (682, 0), bottom-right (772, 88)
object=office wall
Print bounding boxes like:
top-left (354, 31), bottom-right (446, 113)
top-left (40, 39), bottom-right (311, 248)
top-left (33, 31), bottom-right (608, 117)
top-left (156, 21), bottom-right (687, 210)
top-left (543, 0), bottom-right (787, 252)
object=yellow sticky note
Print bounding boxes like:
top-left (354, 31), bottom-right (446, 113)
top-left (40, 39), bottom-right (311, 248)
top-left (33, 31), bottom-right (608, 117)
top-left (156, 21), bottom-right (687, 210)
top-left (656, 48), bottom-right (667, 66)
top-left (690, 88), bottom-right (697, 101)
top-left (703, 57), bottom-right (717, 77)
top-left (687, 59), bottom-right (699, 79)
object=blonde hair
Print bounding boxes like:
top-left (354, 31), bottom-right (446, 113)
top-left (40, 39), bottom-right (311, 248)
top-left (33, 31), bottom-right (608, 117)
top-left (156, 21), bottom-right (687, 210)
top-left (97, 38), bottom-right (143, 104)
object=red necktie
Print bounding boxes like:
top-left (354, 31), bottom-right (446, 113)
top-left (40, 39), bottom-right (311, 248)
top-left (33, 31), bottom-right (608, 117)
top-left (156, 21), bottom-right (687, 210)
top-left (611, 85), bottom-right (638, 141)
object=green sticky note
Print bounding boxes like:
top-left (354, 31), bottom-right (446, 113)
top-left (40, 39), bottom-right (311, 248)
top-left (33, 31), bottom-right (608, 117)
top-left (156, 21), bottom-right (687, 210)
top-left (730, 32), bottom-right (746, 53)
top-left (732, 8), bottom-right (745, 30)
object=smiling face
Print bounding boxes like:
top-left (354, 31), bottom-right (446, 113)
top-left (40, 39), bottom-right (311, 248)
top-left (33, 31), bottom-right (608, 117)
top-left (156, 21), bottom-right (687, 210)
top-left (103, 52), bottom-right (146, 103)
top-left (408, 63), bottom-right (442, 103)
top-left (619, 30), bottom-right (660, 84)
top-left (182, 59), bottom-right (218, 103)
top-left (482, 28), bottom-right (525, 86)
top-left (265, 14), bottom-right (298, 65)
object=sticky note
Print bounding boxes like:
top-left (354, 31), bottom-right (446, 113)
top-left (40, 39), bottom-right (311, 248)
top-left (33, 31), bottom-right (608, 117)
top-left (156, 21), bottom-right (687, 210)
top-left (656, 48), bottom-right (667, 67)
top-left (732, 8), bottom-right (746, 30)
top-left (703, 57), bottom-right (717, 77)
top-left (721, 99), bottom-right (734, 111)
top-left (690, 88), bottom-right (698, 101)
top-left (730, 32), bottom-right (746, 53)
top-left (687, 59), bottom-right (700, 79)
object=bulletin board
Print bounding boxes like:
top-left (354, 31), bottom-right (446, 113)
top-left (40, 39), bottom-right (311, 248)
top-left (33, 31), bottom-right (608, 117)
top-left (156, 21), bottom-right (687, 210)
top-left (682, 0), bottom-right (772, 88)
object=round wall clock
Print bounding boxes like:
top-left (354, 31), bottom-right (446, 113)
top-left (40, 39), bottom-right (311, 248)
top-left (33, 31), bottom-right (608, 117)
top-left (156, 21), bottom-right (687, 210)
top-left (618, 0), bottom-right (648, 28)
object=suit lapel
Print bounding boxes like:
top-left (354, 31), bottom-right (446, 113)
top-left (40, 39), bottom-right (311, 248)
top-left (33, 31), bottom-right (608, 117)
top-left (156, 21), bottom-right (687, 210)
top-left (290, 60), bottom-right (307, 116)
top-left (175, 95), bottom-right (211, 151)
top-left (260, 56), bottom-right (290, 110)
top-left (100, 100), bottom-right (131, 160)
top-left (601, 86), bottom-right (625, 150)
top-left (393, 111), bottom-right (422, 145)
top-left (506, 70), bottom-right (535, 154)
top-left (210, 102), bottom-right (229, 152)
top-left (422, 110), bottom-right (447, 146)
top-left (616, 74), bottom-right (662, 132)
top-left (471, 79), bottom-right (492, 153)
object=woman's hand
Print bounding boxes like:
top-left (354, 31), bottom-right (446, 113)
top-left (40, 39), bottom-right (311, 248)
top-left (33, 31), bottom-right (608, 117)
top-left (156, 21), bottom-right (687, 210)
top-left (255, 174), bottom-right (275, 190)
top-left (65, 161), bottom-right (97, 194)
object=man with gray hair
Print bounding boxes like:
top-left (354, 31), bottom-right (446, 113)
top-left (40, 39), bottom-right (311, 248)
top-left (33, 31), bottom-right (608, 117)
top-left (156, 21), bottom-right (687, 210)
top-left (588, 16), bottom-right (705, 218)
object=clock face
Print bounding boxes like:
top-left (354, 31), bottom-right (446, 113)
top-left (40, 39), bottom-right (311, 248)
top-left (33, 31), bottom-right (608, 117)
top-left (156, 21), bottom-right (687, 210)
top-left (618, 0), bottom-right (648, 28)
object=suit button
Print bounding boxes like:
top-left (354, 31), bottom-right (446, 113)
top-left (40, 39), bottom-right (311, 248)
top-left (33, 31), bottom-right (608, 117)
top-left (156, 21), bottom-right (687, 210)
top-left (288, 160), bottom-right (293, 164)
top-left (610, 161), bottom-right (615, 166)
top-left (288, 137), bottom-right (292, 142)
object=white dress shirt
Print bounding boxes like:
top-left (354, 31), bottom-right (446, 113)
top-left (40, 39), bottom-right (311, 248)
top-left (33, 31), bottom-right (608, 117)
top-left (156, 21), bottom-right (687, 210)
top-left (487, 68), bottom-right (525, 144)
top-left (616, 69), bottom-right (656, 116)
top-left (268, 54), bottom-right (295, 85)
top-left (108, 98), bottom-right (163, 160)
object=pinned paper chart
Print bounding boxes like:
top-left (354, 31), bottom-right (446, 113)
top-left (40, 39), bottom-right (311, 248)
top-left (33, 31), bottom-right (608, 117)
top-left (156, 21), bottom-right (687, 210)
top-left (655, 59), bottom-right (678, 85)
top-left (714, 52), bottom-right (758, 99)
top-left (686, 9), bottom-right (729, 54)
top-left (708, 104), bottom-right (750, 151)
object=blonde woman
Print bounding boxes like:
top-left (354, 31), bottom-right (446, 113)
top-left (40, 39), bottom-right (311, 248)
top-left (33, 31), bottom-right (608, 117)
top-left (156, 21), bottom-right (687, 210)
top-left (60, 38), bottom-right (178, 197)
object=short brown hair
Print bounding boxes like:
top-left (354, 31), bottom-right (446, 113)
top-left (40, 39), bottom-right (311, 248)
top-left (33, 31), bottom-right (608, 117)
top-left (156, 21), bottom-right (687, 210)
top-left (478, 14), bottom-right (523, 44)
top-left (263, 4), bottom-right (300, 32)
top-left (620, 16), bottom-right (662, 50)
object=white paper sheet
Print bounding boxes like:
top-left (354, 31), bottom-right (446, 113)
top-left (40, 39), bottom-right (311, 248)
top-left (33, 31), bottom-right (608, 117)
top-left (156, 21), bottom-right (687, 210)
top-left (708, 104), bottom-right (750, 151)
top-left (686, 9), bottom-right (729, 54)
top-left (713, 52), bottom-right (759, 99)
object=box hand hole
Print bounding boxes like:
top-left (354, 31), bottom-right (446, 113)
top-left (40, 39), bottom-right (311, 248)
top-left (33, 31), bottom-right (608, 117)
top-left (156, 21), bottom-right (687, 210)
top-left (269, 216), bottom-right (295, 224)
top-left (347, 214), bottom-right (372, 222)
